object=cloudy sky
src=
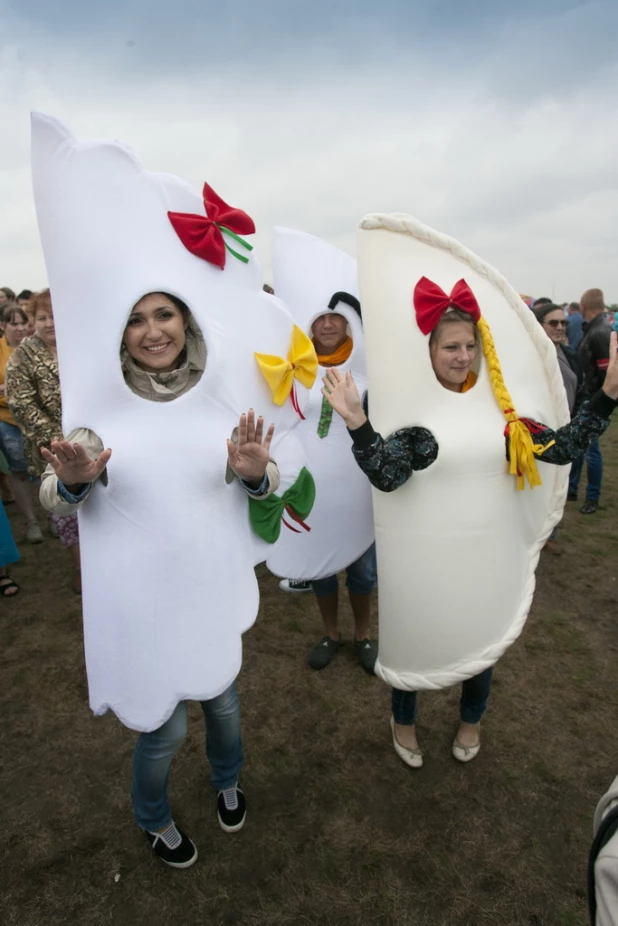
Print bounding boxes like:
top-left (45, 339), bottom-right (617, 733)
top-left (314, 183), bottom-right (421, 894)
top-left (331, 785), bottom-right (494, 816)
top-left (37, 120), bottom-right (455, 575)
top-left (1, 0), bottom-right (617, 302)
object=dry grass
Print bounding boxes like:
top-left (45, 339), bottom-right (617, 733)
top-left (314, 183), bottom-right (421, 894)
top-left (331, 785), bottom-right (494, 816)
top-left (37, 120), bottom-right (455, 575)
top-left (1, 426), bottom-right (617, 926)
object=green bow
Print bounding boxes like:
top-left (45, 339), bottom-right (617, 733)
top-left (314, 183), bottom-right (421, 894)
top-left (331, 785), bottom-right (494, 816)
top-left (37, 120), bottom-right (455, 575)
top-left (249, 467), bottom-right (316, 544)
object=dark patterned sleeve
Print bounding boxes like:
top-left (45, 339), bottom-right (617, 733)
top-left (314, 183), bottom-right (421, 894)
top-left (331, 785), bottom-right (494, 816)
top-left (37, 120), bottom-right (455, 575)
top-left (527, 391), bottom-right (617, 466)
top-left (348, 419), bottom-right (439, 492)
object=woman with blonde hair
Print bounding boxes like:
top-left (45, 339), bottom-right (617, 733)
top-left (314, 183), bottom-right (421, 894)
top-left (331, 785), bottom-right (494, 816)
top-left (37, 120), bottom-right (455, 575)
top-left (324, 297), bottom-right (618, 768)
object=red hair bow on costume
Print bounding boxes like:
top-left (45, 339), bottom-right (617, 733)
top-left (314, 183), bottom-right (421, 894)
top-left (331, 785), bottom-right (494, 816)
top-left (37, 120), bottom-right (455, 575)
top-left (168, 183), bottom-right (256, 270)
top-left (413, 276), bottom-right (482, 335)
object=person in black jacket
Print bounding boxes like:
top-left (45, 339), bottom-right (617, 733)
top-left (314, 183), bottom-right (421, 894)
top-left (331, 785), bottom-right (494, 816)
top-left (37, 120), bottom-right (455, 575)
top-left (322, 306), bottom-right (618, 769)
top-left (569, 288), bottom-right (612, 514)
top-left (532, 303), bottom-right (584, 553)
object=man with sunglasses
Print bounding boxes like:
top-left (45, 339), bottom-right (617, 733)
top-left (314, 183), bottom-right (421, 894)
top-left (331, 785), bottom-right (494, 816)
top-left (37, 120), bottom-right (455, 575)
top-left (569, 288), bottom-right (612, 514)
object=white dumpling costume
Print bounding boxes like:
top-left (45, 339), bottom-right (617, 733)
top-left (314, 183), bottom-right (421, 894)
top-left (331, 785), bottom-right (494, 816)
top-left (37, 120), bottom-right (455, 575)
top-left (260, 227), bottom-right (374, 581)
top-left (30, 113), bottom-right (313, 732)
top-left (356, 213), bottom-right (570, 690)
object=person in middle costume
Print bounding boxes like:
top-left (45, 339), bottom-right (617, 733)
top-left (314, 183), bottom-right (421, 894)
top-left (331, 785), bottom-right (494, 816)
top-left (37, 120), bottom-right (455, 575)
top-left (258, 228), bottom-right (376, 673)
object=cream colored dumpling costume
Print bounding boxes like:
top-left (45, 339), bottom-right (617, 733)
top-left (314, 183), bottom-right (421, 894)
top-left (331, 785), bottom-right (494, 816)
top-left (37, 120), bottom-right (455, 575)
top-left (260, 227), bottom-right (374, 581)
top-left (30, 113), bottom-right (313, 732)
top-left (356, 213), bottom-right (569, 690)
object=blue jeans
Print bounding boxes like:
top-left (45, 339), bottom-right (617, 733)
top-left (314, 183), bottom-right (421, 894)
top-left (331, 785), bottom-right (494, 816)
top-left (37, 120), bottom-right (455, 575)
top-left (131, 682), bottom-right (243, 831)
top-left (311, 543), bottom-right (377, 597)
top-left (391, 667), bottom-right (494, 726)
top-left (0, 420), bottom-right (26, 472)
top-left (568, 436), bottom-right (602, 503)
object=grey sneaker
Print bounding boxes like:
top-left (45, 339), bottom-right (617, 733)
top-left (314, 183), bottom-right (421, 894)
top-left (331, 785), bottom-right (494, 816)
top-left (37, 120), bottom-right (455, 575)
top-left (26, 520), bottom-right (44, 544)
top-left (308, 635), bottom-right (343, 670)
top-left (354, 638), bottom-right (378, 675)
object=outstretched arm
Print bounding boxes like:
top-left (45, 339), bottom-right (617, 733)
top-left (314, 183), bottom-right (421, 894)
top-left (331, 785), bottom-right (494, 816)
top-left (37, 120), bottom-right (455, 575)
top-left (39, 430), bottom-right (108, 515)
top-left (528, 331), bottom-right (618, 466)
top-left (227, 409), bottom-right (279, 498)
top-left (322, 369), bottom-right (438, 492)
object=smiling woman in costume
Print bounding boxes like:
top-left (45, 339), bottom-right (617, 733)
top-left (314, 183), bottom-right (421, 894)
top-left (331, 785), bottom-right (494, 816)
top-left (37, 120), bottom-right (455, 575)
top-left (31, 113), bottom-right (311, 872)
top-left (324, 278), bottom-right (618, 768)
top-left (40, 289), bottom-right (277, 867)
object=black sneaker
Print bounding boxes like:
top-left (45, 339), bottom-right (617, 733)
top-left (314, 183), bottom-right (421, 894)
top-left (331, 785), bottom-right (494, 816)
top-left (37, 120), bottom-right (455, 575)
top-left (354, 638), bottom-right (378, 675)
top-left (145, 822), bottom-right (198, 868)
top-left (308, 634), bottom-right (343, 670)
top-left (217, 786), bottom-right (246, 833)
top-left (566, 491), bottom-right (578, 502)
top-left (580, 499), bottom-right (598, 515)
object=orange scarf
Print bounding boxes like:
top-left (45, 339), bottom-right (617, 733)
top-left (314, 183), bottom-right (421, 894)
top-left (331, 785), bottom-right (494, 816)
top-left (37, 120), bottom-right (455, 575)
top-left (461, 371), bottom-right (478, 393)
top-left (314, 336), bottom-right (353, 367)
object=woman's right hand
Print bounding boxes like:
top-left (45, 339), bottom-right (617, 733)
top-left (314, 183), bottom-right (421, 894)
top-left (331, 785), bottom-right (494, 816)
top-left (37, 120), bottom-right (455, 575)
top-left (322, 368), bottom-right (367, 430)
top-left (602, 331), bottom-right (618, 400)
top-left (40, 439), bottom-right (112, 491)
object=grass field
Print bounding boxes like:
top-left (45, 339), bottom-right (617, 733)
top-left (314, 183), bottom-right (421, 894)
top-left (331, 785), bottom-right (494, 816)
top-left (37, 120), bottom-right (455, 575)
top-left (2, 426), bottom-right (616, 926)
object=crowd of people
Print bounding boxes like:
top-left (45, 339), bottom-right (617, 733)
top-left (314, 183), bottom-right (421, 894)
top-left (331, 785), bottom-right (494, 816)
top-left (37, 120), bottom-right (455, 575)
top-left (0, 280), bottom-right (616, 871)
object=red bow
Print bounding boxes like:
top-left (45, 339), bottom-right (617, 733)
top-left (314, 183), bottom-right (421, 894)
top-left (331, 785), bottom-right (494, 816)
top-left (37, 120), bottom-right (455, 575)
top-left (413, 276), bottom-right (482, 335)
top-left (168, 183), bottom-right (256, 270)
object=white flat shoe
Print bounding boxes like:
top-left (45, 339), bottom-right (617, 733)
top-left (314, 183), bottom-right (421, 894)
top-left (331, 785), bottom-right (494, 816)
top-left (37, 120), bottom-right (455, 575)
top-left (390, 716), bottom-right (423, 768)
top-left (452, 729), bottom-right (481, 763)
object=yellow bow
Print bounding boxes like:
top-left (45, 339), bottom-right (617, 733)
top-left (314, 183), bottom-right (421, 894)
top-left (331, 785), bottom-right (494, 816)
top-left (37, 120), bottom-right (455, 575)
top-left (255, 325), bottom-right (318, 406)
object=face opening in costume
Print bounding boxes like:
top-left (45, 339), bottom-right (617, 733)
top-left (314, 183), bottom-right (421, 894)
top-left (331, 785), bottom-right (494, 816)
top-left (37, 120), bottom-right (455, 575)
top-left (121, 292), bottom-right (205, 400)
top-left (310, 291), bottom-right (361, 367)
top-left (311, 312), bottom-right (348, 356)
top-left (428, 312), bottom-right (480, 393)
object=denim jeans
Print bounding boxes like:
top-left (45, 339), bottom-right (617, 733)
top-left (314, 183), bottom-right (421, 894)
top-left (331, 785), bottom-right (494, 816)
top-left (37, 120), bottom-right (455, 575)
top-left (0, 420), bottom-right (26, 472)
top-left (391, 667), bottom-right (494, 726)
top-left (311, 543), bottom-right (377, 597)
top-left (131, 682), bottom-right (243, 831)
top-left (568, 436), bottom-right (602, 503)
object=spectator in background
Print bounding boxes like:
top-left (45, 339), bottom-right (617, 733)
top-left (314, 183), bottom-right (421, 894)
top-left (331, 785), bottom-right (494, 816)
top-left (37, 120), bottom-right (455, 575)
top-left (22, 299), bottom-right (36, 336)
top-left (16, 290), bottom-right (33, 307)
top-left (566, 302), bottom-right (584, 351)
top-left (0, 303), bottom-right (44, 543)
top-left (569, 288), bottom-right (611, 514)
top-left (0, 288), bottom-right (16, 307)
top-left (533, 303), bottom-right (583, 553)
top-left (5, 289), bottom-right (81, 590)
top-left (0, 493), bottom-right (20, 597)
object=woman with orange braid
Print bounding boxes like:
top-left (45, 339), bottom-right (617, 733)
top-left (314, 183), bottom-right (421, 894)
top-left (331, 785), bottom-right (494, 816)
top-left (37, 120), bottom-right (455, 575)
top-left (323, 304), bottom-right (618, 768)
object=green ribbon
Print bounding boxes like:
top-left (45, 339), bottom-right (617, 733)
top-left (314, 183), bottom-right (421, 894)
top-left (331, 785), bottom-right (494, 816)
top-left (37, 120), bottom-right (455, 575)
top-left (220, 225), bottom-right (254, 265)
top-left (317, 394), bottom-right (333, 438)
top-left (248, 467), bottom-right (316, 544)
top-left (0, 450), bottom-right (8, 475)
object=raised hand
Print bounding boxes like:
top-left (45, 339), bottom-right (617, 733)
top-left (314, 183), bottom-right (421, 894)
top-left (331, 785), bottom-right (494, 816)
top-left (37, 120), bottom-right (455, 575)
top-left (602, 331), bottom-right (618, 400)
top-left (41, 440), bottom-right (112, 491)
top-left (322, 368), bottom-right (367, 430)
top-left (226, 409), bottom-right (275, 486)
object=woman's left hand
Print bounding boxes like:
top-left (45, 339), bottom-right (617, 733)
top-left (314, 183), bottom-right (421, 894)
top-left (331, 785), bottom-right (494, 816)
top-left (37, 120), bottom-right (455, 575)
top-left (227, 410), bottom-right (275, 487)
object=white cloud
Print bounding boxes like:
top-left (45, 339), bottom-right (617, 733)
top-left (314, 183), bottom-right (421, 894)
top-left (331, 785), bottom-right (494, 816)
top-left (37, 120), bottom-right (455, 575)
top-left (1, 1), bottom-right (617, 302)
